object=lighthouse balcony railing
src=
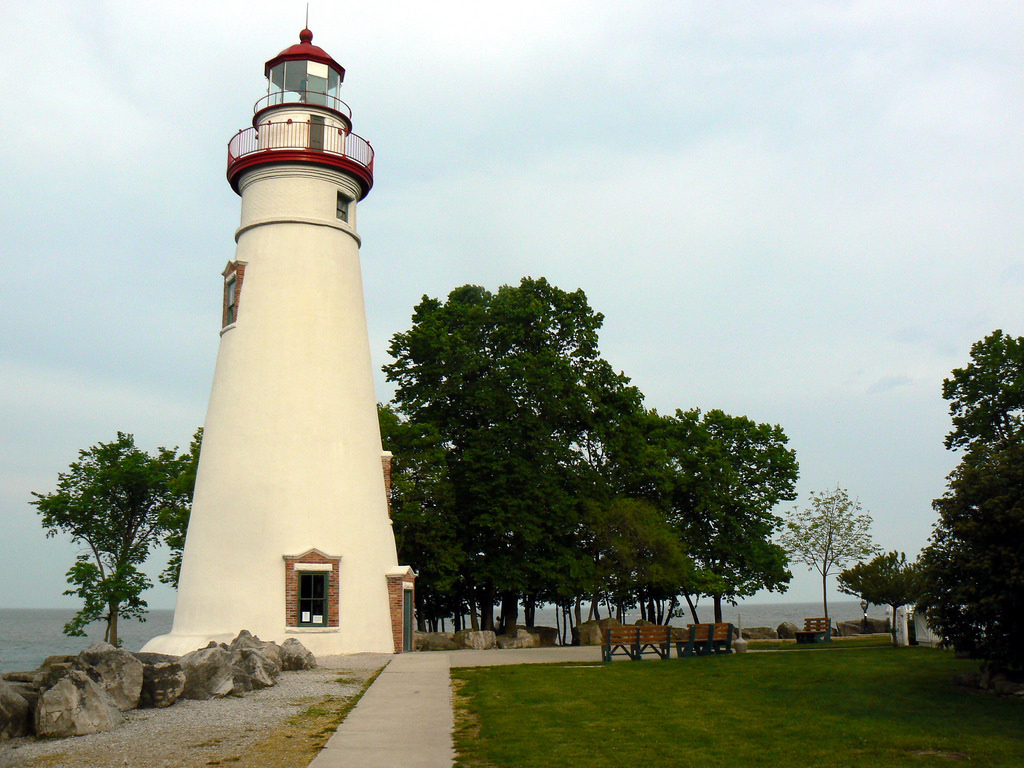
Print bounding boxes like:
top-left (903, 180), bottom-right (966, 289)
top-left (227, 121), bottom-right (374, 172)
top-left (254, 91), bottom-right (352, 118)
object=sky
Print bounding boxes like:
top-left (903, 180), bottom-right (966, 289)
top-left (2, 1), bottom-right (1022, 615)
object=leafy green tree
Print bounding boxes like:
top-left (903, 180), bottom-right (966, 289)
top-left (942, 329), bottom-right (1024, 451)
top-left (838, 551), bottom-right (920, 645)
top-left (32, 432), bottom-right (192, 645)
top-left (384, 278), bottom-right (639, 633)
top-left (658, 409), bottom-right (798, 622)
top-left (919, 329), bottom-right (1024, 673)
top-left (918, 442), bottom-right (1024, 671)
top-left (160, 427), bottom-right (202, 588)
top-left (779, 487), bottom-right (876, 618)
top-left (378, 404), bottom-right (464, 631)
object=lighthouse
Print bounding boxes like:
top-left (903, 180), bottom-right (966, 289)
top-left (144, 29), bottom-right (414, 657)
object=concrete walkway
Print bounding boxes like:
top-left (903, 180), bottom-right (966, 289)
top-left (308, 646), bottom-right (604, 768)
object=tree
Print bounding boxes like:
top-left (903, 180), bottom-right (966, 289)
top-left (160, 427), bottom-right (202, 589)
top-left (918, 329), bottom-right (1024, 673)
top-left (384, 278), bottom-right (640, 632)
top-left (918, 442), bottom-right (1024, 672)
top-left (838, 551), bottom-right (920, 645)
top-left (32, 432), bottom-right (192, 645)
top-left (942, 329), bottom-right (1024, 452)
top-left (658, 409), bottom-right (798, 622)
top-left (378, 404), bottom-right (464, 631)
top-left (779, 487), bottom-right (876, 618)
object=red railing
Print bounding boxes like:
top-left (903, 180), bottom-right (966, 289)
top-left (227, 120), bottom-right (374, 172)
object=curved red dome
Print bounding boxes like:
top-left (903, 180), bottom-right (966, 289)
top-left (264, 28), bottom-right (345, 81)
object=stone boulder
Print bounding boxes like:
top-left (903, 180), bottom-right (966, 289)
top-left (279, 638), bottom-right (317, 671)
top-left (138, 659), bottom-right (186, 709)
top-left (231, 647), bottom-right (281, 693)
top-left (34, 670), bottom-right (122, 739)
top-left (454, 630), bottom-right (497, 650)
top-left (496, 628), bottom-right (539, 649)
top-left (835, 617), bottom-right (890, 637)
top-left (741, 626), bottom-right (778, 640)
top-left (866, 616), bottom-right (890, 634)
top-left (521, 626), bottom-right (559, 647)
top-left (180, 645), bottom-right (234, 700)
top-left (777, 621), bottom-right (799, 640)
top-left (415, 632), bottom-right (458, 651)
top-left (575, 617), bottom-right (622, 646)
top-left (34, 656), bottom-right (76, 692)
top-left (72, 642), bottom-right (144, 711)
top-left (0, 679), bottom-right (31, 740)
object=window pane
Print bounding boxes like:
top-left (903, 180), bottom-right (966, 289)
top-left (285, 61), bottom-right (306, 94)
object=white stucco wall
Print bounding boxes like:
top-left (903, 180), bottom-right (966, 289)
top-left (143, 160), bottom-right (398, 657)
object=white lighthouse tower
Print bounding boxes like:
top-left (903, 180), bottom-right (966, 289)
top-left (144, 29), bottom-right (414, 657)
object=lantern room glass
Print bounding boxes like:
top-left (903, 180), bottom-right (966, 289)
top-left (267, 61), bottom-right (342, 108)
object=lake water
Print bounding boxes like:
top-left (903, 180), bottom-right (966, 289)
top-left (0, 599), bottom-right (880, 673)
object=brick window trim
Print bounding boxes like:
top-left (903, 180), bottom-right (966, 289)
top-left (222, 260), bottom-right (247, 328)
top-left (284, 550), bottom-right (341, 628)
top-left (386, 567), bottom-right (417, 654)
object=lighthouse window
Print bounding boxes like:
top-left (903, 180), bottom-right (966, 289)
top-left (298, 572), bottom-right (328, 627)
top-left (224, 277), bottom-right (238, 326)
top-left (337, 192), bottom-right (350, 222)
top-left (306, 61), bottom-right (329, 106)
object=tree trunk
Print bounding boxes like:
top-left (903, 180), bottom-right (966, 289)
top-left (107, 603), bottom-right (119, 647)
top-left (498, 591), bottom-right (518, 635)
top-left (713, 595), bottom-right (724, 623)
top-left (574, 596), bottom-right (583, 629)
top-left (479, 585), bottom-right (495, 632)
top-left (683, 594), bottom-right (700, 624)
top-left (469, 596), bottom-right (480, 631)
top-left (822, 572), bottom-right (829, 618)
top-left (523, 595), bottom-right (536, 627)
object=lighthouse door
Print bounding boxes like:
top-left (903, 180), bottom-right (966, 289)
top-left (402, 590), bottom-right (414, 652)
top-left (309, 115), bottom-right (325, 151)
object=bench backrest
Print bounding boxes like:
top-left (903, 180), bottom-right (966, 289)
top-left (688, 622), bottom-right (732, 641)
top-left (803, 617), bottom-right (831, 632)
top-left (605, 625), bottom-right (672, 644)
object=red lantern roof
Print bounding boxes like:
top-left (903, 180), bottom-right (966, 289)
top-left (264, 28), bottom-right (345, 82)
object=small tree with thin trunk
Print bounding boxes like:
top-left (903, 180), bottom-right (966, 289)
top-left (838, 550), bottom-right (920, 645)
top-left (779, 486), bottom-right (876, 618)
top-left (32, 432), bottom-right (191, 646)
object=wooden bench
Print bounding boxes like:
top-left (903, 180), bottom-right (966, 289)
top-left (602, 625), bottom-right (672, 661)
top-left (795, 617), bottom-right (832, 643)
top-left (678, 623), bottom-right (734, 657)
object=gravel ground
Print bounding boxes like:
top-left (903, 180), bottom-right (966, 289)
top-left (0, 653), bottom-right (390, 768)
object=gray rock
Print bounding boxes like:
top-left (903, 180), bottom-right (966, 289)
top-left (34, 670), bottom-right (122, 738)
top-left (180, 645), bottom-right (234, 700)
top-left (576, 618), bottom-right (622, 646)
top-left (415, 632), bottom-right (458, 651)
top-left (496, 628), bottom-right (539, 649)
top-left (0, 679), bottom-right (31, 740)
top-left (279, 638), bottom-right (317, 670)
top-left (454, 630), bottom-right (497, 650)
top-left (231, 647), bottom-right (281, 692)
top-left (134, 651), bottom-right (181, 665)
top-left (1, 671), bottom-right (36, 684)
top-left (741, 626), bottom-right (778, 640)
top-left (72, 642), bottom-right (144, 711)
top-left (139, 660), bottom-right (186, 708)
top-left (35, 659), bottom-right (74, 692)
top-left (521, 626), bottom-right (559, 647)
top-left (836, 617), bottom-right (890, 636)
top-left (777, 621), bottom-right (799, 639)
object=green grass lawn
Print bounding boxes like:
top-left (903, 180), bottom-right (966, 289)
top-left (452, 647), bottom-right (1024, 768)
